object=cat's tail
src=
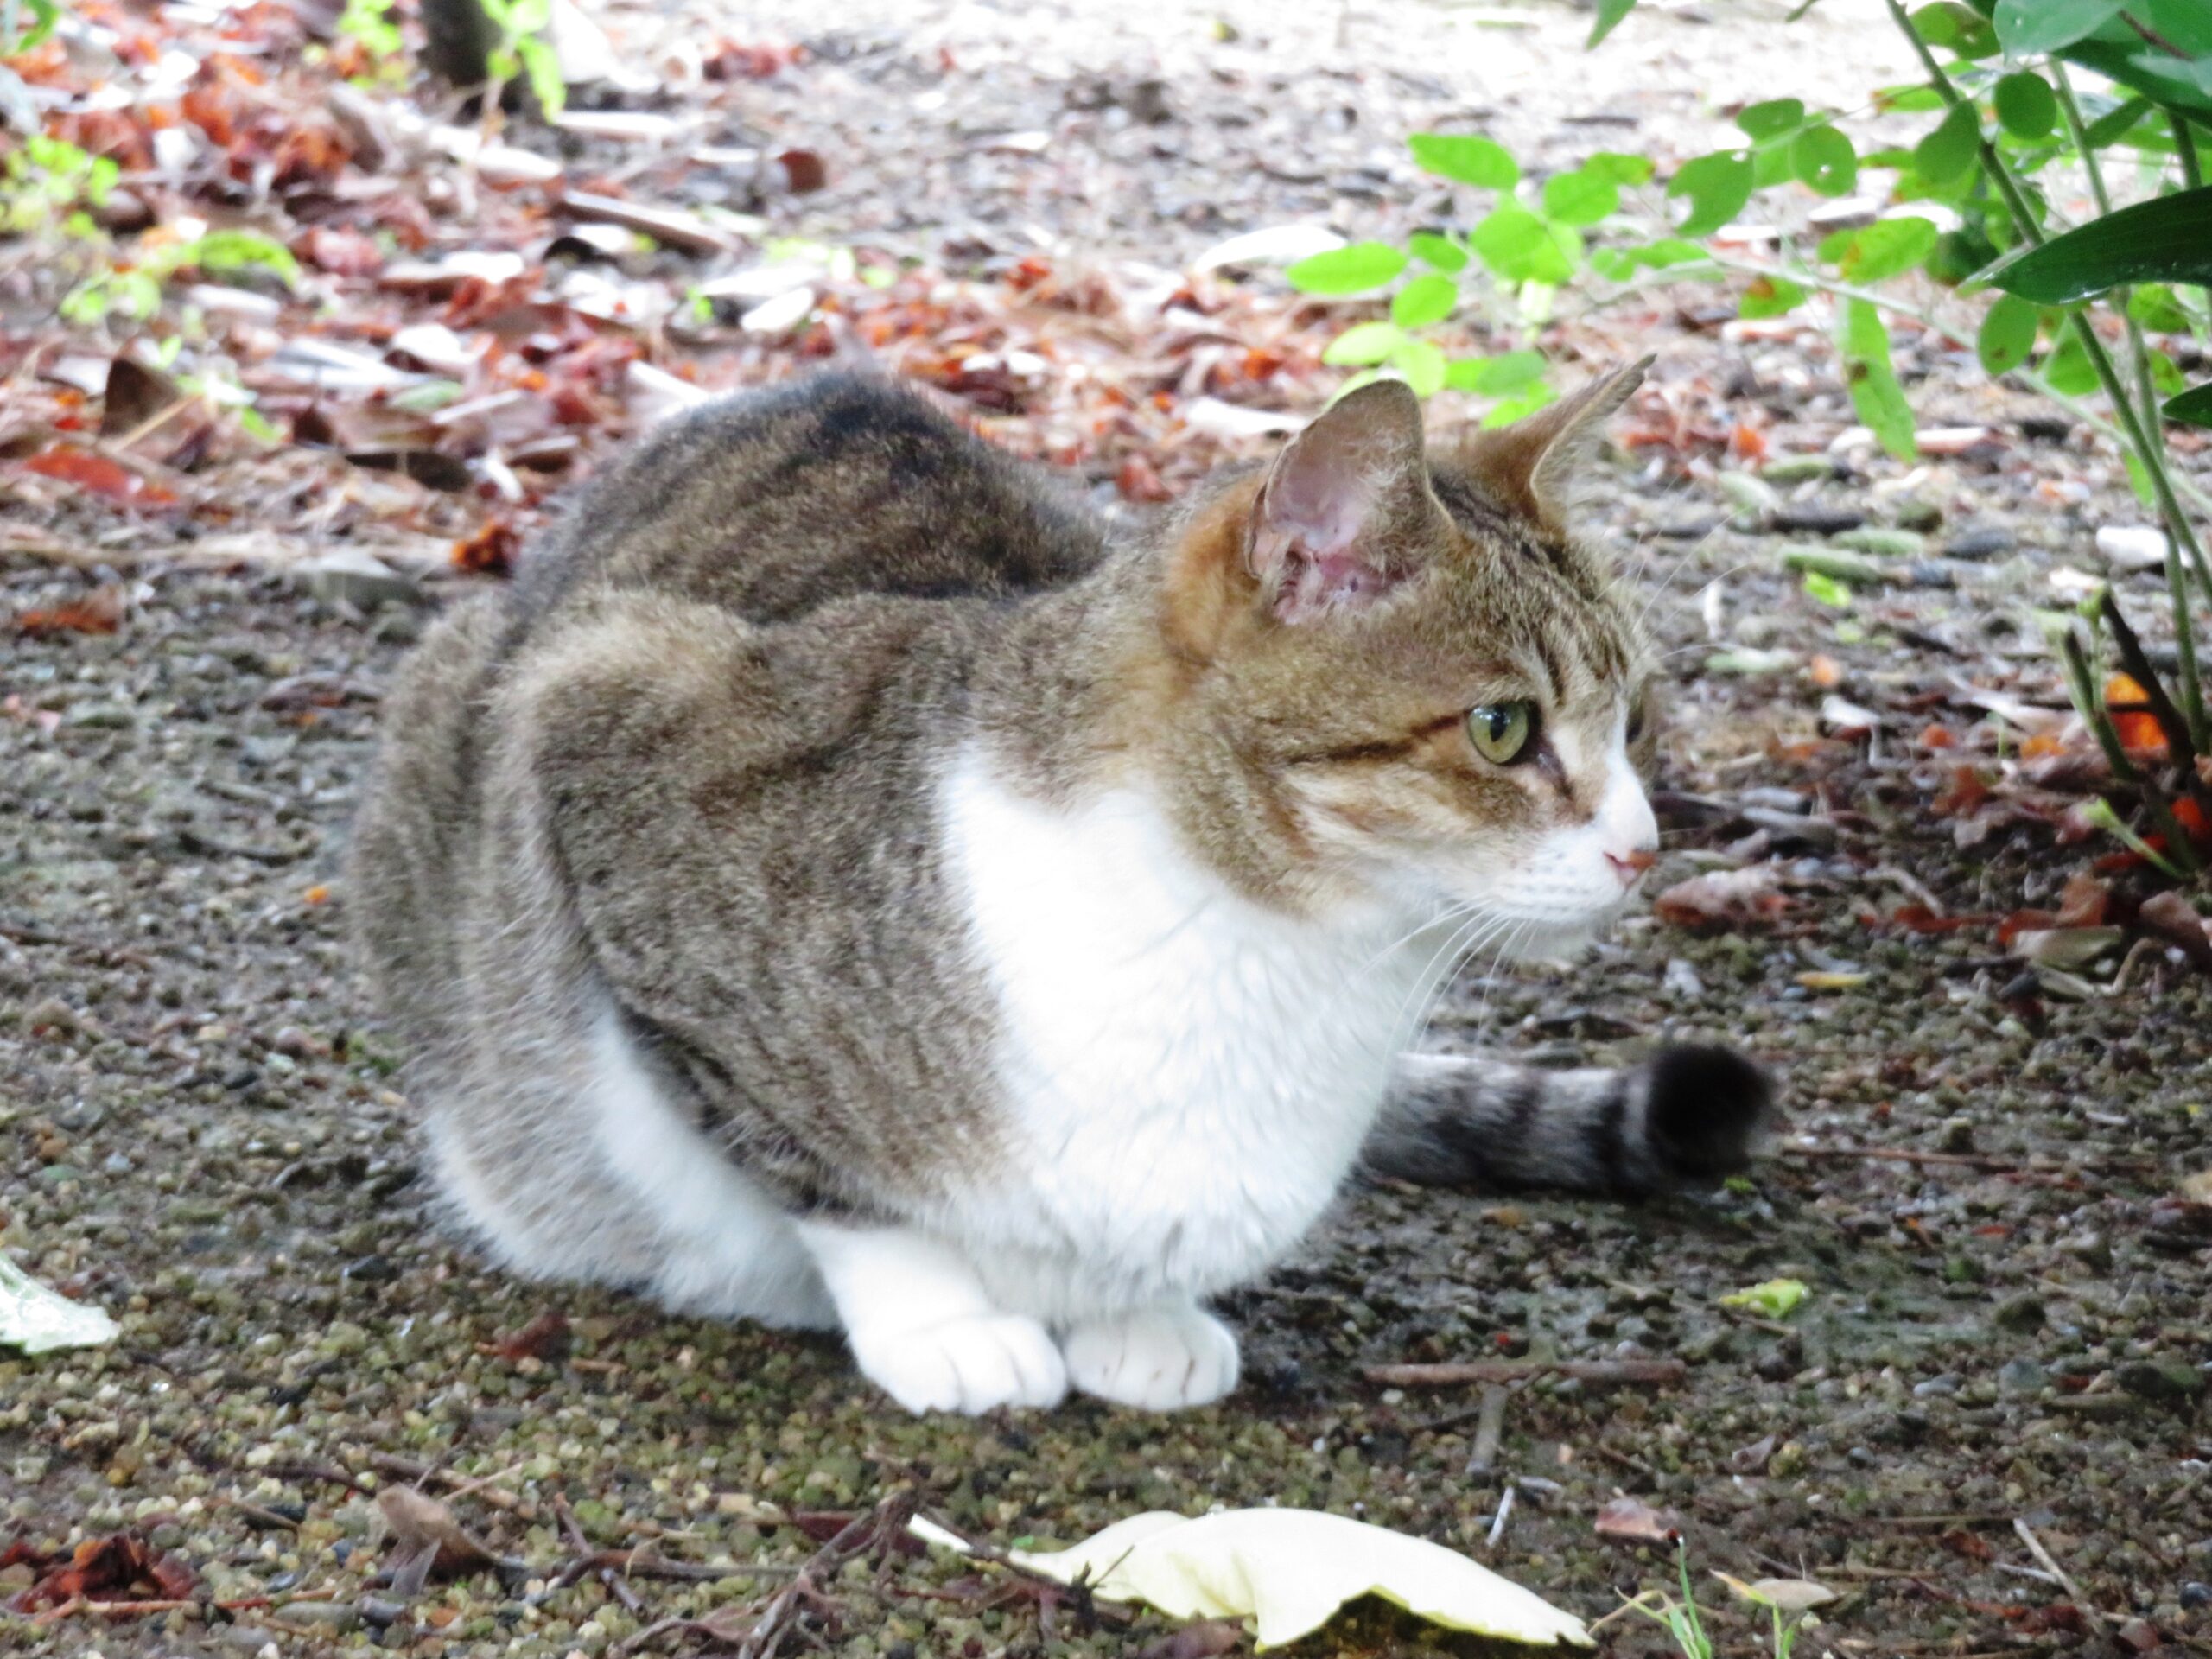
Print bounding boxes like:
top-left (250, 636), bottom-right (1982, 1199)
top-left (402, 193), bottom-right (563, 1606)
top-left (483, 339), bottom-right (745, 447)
top-left (1360, 1045), bottom-right (1774, 1196)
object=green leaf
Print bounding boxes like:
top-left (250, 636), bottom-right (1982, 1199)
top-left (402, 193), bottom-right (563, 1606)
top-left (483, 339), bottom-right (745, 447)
top-left (1737, 98), bottom-right (1807, 141)
top-left (1990, 185), bottom-right (2212, 303)
top-left (1840, 299), bottom-right (1917, 461)
top-left (1913, 1), bottom-right (1999, 55)
top-left (2165, 382), bottom-right (2212, 427)
top-left (1444, 350), bottom-right (1548, 395)
top-left (2149, 348), bottom-right (2186, 397)
top-left (1391, 336), bottom-right (1449, 397)
top-left (1481, 384), bottom-right (1558, 427)
top-left (1914, 102), bottom-right (1982, 184)
top-left (1468, 205), bottom-right (1579, 284)
top-left (1668, 150), bottom-right (1755, 237)
top-left (1993, 70), bottom-right (2058, 138)
top-left (1408, 231), bottom-right (1469, 273)
top-left (1287, 241), bottom-right (1411, 296)
top-left (1876, 83), bottom-right (1948, 113)
top-left (1391, 273), bottom-right (1459, 328)
top-left (1584, 151), bottom-right (1656, 186)
top-left (1977, 291), bottom-right (2039, 374)
top-left (1827, 216), bottom-right (1939, 283)
top-left (1408, 132), bottom-right (1519, 189)
top-left (1790, 125), bottom-right (1858, 196)
top-left (2084, 94), bottom-right (2154, 149)
top-left (1738, 275), bottom-right (1807, 320)
top-left (1633, 238), bottom-right (1711, 270)
top-left (2130, 284), bottom-right (2192, 333)
top-left (1587, 0), bottom-right (1637, 48)
top-left (2042, 327), bottom-right (2100, 395)
top-left (1720, 1278), bottom-right (1808, 1318)
top-left (1803, 570), bottom-right (1855, 608)
top-left (185, 230), bottom-right (303, 286)
top-left (1992, 0), bottom-right (2123, 54)
top-left (1542, 167), bottom-right (1619, 226)
top-left (1322, 321), bottom-right (1407, 366)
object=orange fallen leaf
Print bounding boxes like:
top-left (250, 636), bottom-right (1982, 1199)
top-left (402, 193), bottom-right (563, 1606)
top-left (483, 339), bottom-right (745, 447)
top-left (1808, 653), bottom-right (1843, 690)
top-left (15, 586), bottom-right (125, 637)
top-left (21, 443), bottom-right (178, 508)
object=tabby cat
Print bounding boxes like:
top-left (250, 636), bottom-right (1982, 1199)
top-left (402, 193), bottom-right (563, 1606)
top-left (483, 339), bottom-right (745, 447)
top-left (351, 365), bottom-right (1770, 1414)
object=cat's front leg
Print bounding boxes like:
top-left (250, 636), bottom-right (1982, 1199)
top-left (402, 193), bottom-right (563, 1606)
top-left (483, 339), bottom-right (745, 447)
top-left (797, 1223), bottom-right (1067, 1414)
top-left (1062, 1303), bottom-right (1240, 1410)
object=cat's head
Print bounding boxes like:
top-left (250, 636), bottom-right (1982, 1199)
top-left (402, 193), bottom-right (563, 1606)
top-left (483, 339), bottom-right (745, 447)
top-left (1150, 359), bottom-right (1660, 956)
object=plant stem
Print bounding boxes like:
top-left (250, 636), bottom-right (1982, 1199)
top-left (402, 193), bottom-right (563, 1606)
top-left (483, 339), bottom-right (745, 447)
top-left (2052, 63), bottom-right (2209, 744)
top-left (1886, 0), bottom-right (2212, 739)
top-left (2060, 630), bottom-right (2203, 874)
top-left (2176, 113), bottom-right (2205, 190)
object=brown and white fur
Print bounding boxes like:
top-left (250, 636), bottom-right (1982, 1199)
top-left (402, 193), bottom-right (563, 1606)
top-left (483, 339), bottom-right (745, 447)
top-left (350, 365), bottom-right (1770, 1415)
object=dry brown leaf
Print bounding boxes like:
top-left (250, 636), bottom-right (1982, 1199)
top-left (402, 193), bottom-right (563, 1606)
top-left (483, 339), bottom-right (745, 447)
top-left (1652, 864), bottom-right (1787, 931)
top-left (377, 1485), bottom-right (498, 1596)
top-left (1592, 1496), bottom-right (1680, 1547)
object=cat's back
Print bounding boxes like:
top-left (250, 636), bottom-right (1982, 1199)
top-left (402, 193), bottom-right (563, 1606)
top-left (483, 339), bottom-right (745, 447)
top-left (515, 372), bottom-right (1109, 629)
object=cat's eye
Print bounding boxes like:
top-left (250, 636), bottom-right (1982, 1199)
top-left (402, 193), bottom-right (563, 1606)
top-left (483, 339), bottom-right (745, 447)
top-left (1466, 701), bottom-right (1537, 765)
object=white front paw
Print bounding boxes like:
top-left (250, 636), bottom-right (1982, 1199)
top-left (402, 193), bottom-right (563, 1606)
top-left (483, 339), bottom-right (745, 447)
top-left (851, 1314), bottom-right (1068, 1415)
top-left (1063, 1306), bottom-right (1240, 1410)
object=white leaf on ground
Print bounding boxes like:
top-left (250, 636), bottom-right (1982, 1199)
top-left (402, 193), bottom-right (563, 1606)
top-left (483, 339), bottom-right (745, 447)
top-left (0, 1255), bottom-right (118, 1355)
top-left (1179, 398), bottom-right (1310, 440)
top-left (1192, 225), bottom-right (1346, 271)
top-left (911, 1509), bottom-right (1591, 1649)
top-left (1592, 1496), bottom-right (1681, 1547)
top-left (1712, 1571), bottom-right (1838, 1612)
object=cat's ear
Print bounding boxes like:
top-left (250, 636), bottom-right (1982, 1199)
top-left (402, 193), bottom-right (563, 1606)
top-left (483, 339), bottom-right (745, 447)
top-left (1454, 356), bottom-right (1652, 531)
top-left (1245, 378), bottom-right (1449, 624)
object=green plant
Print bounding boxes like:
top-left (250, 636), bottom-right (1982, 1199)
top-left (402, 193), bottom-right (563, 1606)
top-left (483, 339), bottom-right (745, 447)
top-left (1, 0), bottom-right (60, 55)
top-left (336, 0), bottom-right (404, 63)
top-left (59, 230), bottom-right (299, 325)
top-left (3, 132), bottom-right (114, 234)
top-left (1619, 1547), bottom-right (1816, 1659)
top-left (479, 0), bottom-right (563, 119)
top-left (1293, 0), bottom-right (2212, 884)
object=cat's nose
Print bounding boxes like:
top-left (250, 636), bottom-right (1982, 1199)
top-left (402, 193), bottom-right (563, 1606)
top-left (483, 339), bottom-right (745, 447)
top-left (1605, 846), bottom-right (1658, 887)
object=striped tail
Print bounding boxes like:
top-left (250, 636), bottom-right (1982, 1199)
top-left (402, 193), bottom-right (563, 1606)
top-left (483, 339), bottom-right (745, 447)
top-left (1361, 1045), bottom-right (1774, 1196)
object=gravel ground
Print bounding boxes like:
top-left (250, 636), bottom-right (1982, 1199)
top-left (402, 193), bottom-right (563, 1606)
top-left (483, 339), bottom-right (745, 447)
top-left (5, 2), bottom-right (2212, 1656)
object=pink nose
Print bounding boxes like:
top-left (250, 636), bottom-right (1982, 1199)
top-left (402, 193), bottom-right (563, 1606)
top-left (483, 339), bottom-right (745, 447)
top-left (1606, 847), bottom-right (1658, 887)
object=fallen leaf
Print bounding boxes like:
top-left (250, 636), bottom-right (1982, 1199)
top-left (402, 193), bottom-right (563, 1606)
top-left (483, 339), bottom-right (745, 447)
top-left (453, 519), bottom-right (522, 576)
top-left (15, 585), bottom-right (126, 637)
top-left (2010, 926), bottom-right (2123, 969)
top-left (1653, 864), bottom-right (1787, 931)
top-left (2, 1533), bottom-right (195, 1612)
top-left (2055, 872), bottom-right (2111, 927)
top-left (1592, 1496), bottom-right (1681, 1548)
top-left (377, 1486), bottom-right (499, 1596)
top-left (20, 442), bottom-right (179, 507)
top-left (1939, 1529), bottom-right (1995, 1562)
top-left (493, 1310), bottom-right (570, 1362)
top-left (0, 1254), bottom-right (119, 1355)
top-left (1712, 1572), bottom-right (1837, 1613)
top-left (911, 1510), bottom-right (1591, 1649)
top-left (1719, 1278), bottom-right (1807, 1319)
top-left (1890, 905), bottom-right (1986, 935)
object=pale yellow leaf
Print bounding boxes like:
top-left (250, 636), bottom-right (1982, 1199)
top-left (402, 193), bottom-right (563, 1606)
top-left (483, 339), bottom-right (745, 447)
top-left (911, 1510), bottom-right (1591, 1649)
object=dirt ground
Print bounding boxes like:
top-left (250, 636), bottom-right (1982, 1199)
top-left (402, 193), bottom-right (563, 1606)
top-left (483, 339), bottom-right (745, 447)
top-left (4, 1), bottom-right (2211, 1656)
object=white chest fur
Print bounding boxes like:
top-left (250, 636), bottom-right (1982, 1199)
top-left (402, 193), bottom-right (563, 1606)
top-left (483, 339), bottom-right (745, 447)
top-left (936, 747), bottom-right (1435, 1323)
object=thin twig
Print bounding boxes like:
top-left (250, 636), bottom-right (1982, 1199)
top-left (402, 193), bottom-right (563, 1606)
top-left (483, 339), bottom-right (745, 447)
top-left (554, 1494), bottom-right (645, 1618)
top-left (2013, 1518), bottom-right (2109, 1637)
top-left (1363, 1357), bottom-right (1687, 1389)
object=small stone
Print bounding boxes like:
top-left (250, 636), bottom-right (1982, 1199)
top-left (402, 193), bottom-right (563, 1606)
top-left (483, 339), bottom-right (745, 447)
top-left (1993, 1293), bottom-right (2045, 1332)
top-left (1945, 526), bottom-right (2014, 560)
top-left (291, 549), bottom-right (418, 611)
top-left (273, 1601), bottom-right (362, 1633)
top-left (2117, 1359), bottom-right (2203, 1402)
top-left (1997, 1357), bottom-right (2049, 1395)
top-left (2180, 1582), bottom-right (2211, 1611)
top-left (1835, 526), bottom-right (1926, 558)
top-left (343, 1254), bottom-right (398, 1284)
top-left (1759, 454), bottom-right (1834, 485)
top-left (1913, 1372), bottom-right (1961, 1397)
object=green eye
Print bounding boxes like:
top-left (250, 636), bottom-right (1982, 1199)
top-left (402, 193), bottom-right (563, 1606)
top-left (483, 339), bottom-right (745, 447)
top-left (1466, 701), bottom-right (1537, 765)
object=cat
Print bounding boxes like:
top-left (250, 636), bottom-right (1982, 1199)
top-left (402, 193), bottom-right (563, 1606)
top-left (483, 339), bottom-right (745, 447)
top-left (350, 365), bottom-right (1771, 1415)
